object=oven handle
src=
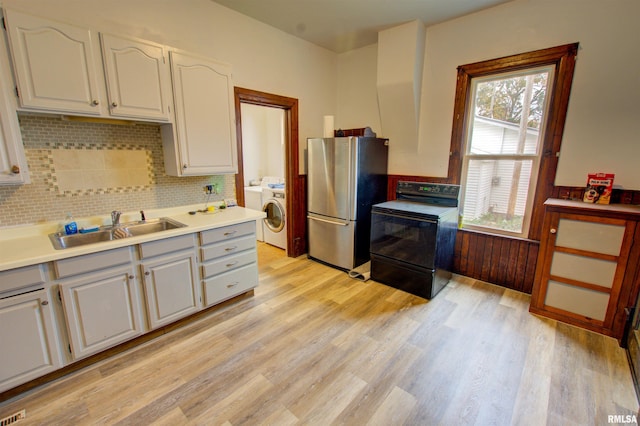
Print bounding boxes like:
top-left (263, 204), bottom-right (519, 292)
top-left (372, 210), bottom-right (438, 224)
top-left (307, 216), bottom-right (349, 226)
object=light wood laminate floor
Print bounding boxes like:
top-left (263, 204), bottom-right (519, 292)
top-left (1, 242), bottom-right (638, 425)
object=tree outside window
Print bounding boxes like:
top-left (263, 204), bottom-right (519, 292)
top-left (448, 43), bottom-right (579, 241)
top-left (461, 67), bottom-right (552, 237)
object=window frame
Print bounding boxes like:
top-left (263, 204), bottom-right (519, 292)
top-left (460, 65), bottom-right (554, 238)
top-left (447, 43), bottom-right (579, 241)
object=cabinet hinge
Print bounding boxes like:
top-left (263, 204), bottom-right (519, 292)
top-left (58, 290), bottom-right (62, 302)
top-left (68, 344), bottom-right (72, 354)
top-left (2, 17), bottom-right (5, 31)
top-left (14, 86), bottom-right (19, 98)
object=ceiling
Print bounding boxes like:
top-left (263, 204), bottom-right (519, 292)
top-left (211, 0), bottom-right (513, 53)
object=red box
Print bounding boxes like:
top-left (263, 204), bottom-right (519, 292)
top-left (583, 173), bottom-right (614, 204)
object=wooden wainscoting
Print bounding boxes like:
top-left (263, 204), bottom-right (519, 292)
top-left (453, 230), bottom-right (539, 294)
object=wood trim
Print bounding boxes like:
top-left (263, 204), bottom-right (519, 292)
top-left (233, 87), bottom-right (306, 257)
top-left (529, 44), bottom-right (580, 241)
top-left (554, 185), bottom-right (640, 205)
top-left (448, 43), bottom-right (579, 242)
top-left (554, 246), bottom-right (618, 262)
top-left (548, 274), bottom-right (613, 294)
top-left (620, 222), bottom-right (640, 345)
top-left (530, 304), bottom-right (612, 337)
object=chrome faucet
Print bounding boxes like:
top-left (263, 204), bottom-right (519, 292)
top-left (111, 210), bottom-right (122, 226)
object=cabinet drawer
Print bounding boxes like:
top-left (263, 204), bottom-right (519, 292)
top-left (200, 222), bottom-right (255, 245)
top-left (139, 234), bottom-right (195, 259)
top-left (203, 264), bottom-right (258, 307)
top-left (202, 249), bottom-right (257, 278)
top-left (200, 235), bottom-right (256, 261)
top-left (0, 264), bottom-right (47, 295)
top-left (55, 247), bottom-right (132, 279)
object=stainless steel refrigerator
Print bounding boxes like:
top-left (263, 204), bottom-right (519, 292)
top-left (307, 136), bottom-right (388, 270)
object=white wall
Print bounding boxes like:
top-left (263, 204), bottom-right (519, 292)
top-left (337, 0), bottom-right (640, 189)
top-left (1, 0), bottom-right (338, 153)
top-left (336, 44), bottom-right (381, 135)
top-left (241, 103), bottom-right (285, 185)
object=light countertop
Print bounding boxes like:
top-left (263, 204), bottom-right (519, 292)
top-left (0, 204), bottom-right (265, 272)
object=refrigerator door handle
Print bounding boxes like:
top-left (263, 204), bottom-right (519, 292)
top-left (307, 215), bottom-right (349, 226)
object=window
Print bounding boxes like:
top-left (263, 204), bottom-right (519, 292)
top-left (448, 43), bottom-right (579, 241)
top-left (460, 66), bottom-right (553, 237)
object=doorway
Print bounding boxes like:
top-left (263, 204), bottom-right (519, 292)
top-left (233, 87), bottom-right (306, 257)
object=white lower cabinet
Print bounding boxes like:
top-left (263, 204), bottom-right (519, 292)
top-left (140, 235), bottom-right (199, 329)
top-left (200, 222), bottom-right (258, 307)
top-left (59, 265), bottom-right (143, 360)
top-left (55, 247), bottom-right (144, 360)
top-left (0, 289), bottom-right (61, 392)
top-left (2, 220), bottom-right (259, 394)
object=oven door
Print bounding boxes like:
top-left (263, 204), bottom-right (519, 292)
top-left (370, 210), bottom-right (439, 269)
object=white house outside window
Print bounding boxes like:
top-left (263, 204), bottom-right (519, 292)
top-left (460, 66), bottom-right (554, 238)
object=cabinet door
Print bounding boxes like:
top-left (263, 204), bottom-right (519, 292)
top-left (141, 251), bottom-right (199, 329)
top-left (167, 51), bottom-right (237, 175)
top-left (100, 34), bottom-right (172, 121)
top-left (0, 290), bottom-right (61, 392)
top-left (531, 211), bottom-right (634, 336)
top-left (4, 9), bottom-right (104, 115)
top-left (59, 266), bottom-right (143, 360)
top-left (0, 24), bottom-right (29, 185)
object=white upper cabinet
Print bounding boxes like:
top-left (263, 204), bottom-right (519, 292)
top-left (4, 9), bottom-right (104, 115)
top-left (100, 34), bottom-right (172, 121)
top-left (0, 20), bottom-right (29, 185)
top-left (162, 51), bottom-right (237, 176)
top-left (3, 9), bottom-right (172, 122)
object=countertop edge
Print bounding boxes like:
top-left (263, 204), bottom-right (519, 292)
top-left (0, 206), bottom-right (265, 272)
top-left (544, 198), bottom-right (640, 216)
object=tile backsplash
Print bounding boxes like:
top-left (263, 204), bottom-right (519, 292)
top-left (0, 114), bottom-right (234, 227)
top-left (51, 147), bottom-right (152, 193)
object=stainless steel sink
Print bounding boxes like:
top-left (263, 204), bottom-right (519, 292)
top-left (49, 218), bottom-right (187, 250)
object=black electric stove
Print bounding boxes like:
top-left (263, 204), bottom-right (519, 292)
top-left (370, 181), bottom-right (460, 299)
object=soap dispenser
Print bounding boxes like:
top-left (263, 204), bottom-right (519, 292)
top-left (63, 213), bottom-right (78, 235)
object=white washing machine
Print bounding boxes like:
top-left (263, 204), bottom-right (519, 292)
top-left (243, 186), bottom-right (264, 241)
top-left (262, 186), bottom-right (287, 250)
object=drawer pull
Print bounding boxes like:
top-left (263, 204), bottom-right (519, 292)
top-left (550, 228), bottom-right (557, 234)
top-left (41, 300), bottom-right (49, 306)
top-left (224, 246), bottom-right (238, 252)
top-left (224, 231), bottom-right (237, 236)
top-left (226, 261), bottom-right (239, 268)
top-left (226, 282), bottom-right (239, 288)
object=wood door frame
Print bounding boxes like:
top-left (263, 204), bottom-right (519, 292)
top-left (233, 87), bottom-right (306, 257)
